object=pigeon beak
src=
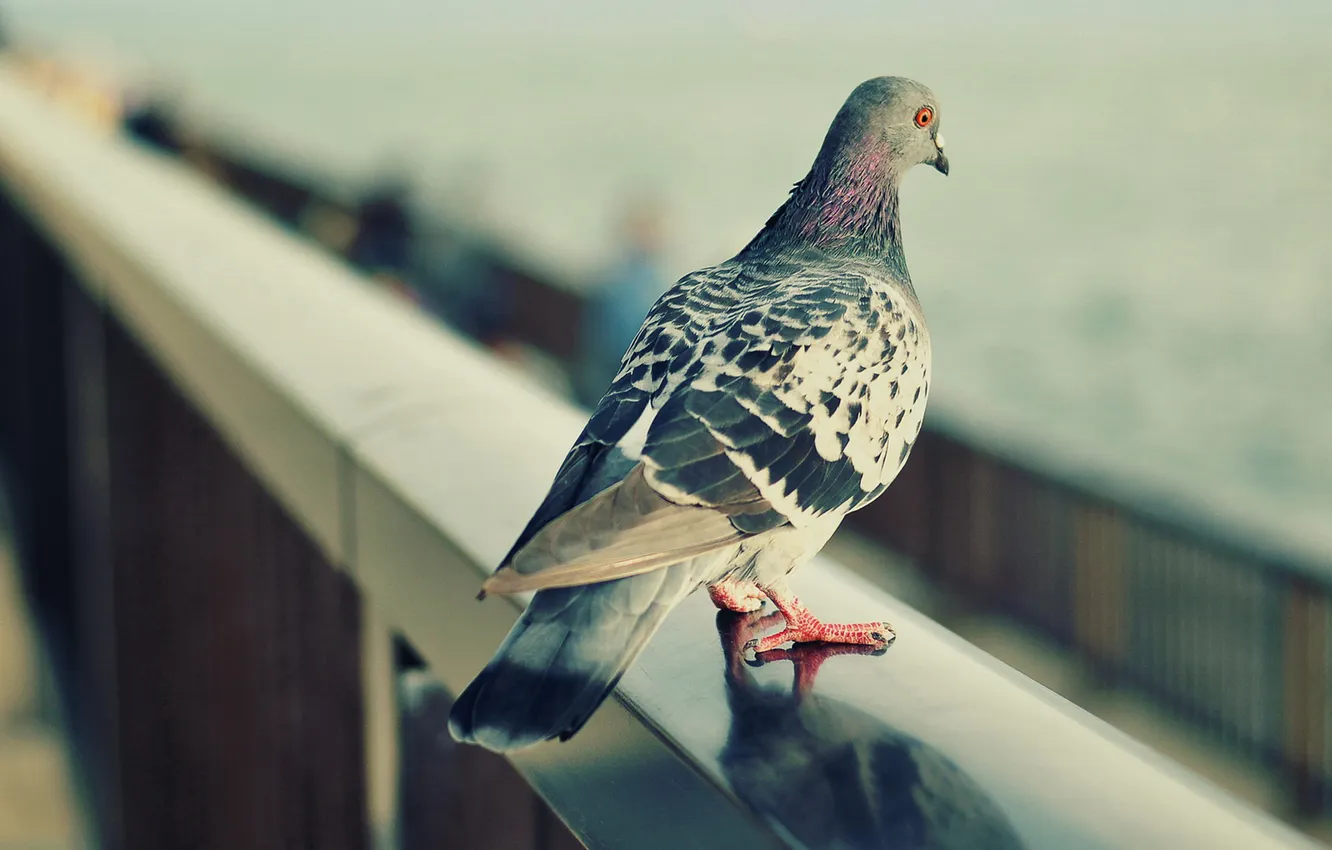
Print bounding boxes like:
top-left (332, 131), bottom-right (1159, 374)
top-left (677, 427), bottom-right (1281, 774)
top-left (932, 132), bottom-right (949, 176)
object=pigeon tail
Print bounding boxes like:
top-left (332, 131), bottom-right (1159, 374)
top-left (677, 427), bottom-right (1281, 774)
top-left (448, 561), bottom-right (702, 752)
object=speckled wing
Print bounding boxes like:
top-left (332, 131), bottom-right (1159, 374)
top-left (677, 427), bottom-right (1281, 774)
top-left (484, 256), bottom-right (930, 594)
top-left (482, 264), bottom-right (769, 596)
top-left (632, 256), bottom-right (932, 530)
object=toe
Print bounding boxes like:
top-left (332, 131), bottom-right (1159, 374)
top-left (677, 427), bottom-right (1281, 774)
top-left (747, 629), bottom-right (795, 655)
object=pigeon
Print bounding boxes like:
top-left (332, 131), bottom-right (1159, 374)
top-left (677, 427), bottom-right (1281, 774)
top-left (449, 76), bottom-right (949, 752)
top-left (714, 612), bottom-right (1025, 850)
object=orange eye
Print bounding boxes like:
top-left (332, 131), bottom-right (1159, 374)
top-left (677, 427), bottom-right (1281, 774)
top-left (914, 106), bottom-right (934, 128)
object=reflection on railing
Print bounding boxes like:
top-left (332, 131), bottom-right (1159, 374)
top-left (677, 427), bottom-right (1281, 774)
top-left (716, 612), bottom-right (1025, 850)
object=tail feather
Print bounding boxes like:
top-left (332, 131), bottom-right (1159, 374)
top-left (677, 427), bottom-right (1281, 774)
top-left (448, 560), bottom-right (701, 752)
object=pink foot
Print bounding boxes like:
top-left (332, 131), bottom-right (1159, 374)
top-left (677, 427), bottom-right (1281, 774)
top-left (708, 579), bottom-right (766, 613)
top-left (718, 609), bottom-right (887, 699)
top-left (744, 584), bottom-right (894, 655)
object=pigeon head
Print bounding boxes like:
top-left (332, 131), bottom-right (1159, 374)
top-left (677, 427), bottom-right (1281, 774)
top-left (745, 76), bottom-right (946, 271)
top-left (831, 76), bottom-right (948, 177)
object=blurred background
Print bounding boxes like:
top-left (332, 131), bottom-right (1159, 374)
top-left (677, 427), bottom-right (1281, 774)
top-left (0, 0), bottom-right (1330, 847)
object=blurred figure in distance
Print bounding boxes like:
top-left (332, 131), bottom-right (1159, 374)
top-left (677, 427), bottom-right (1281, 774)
top-left (576, 193), bottom-right (671, 406)
top-left (349, 175), bottom-right (422, 307)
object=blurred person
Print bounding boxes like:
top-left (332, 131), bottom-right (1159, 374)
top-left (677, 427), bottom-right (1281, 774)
top-left (348, 175), bottom-right (422, 306)
top-left (415, 166), bottom-right (517, 347)
top-left (412, 222), bottom-right (506, 340)
top-left (119, 72), bottom-right (190, 155)
top-left (121, 94), bottom-right (180, 155)
top-left (576, 194), bottom-right (671, 406)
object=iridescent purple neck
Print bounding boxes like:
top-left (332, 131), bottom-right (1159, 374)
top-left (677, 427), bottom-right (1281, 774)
top-left (742, 134), bottom-right (909, 280)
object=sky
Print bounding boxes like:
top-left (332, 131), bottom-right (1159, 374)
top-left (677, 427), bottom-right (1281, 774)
top-left (4, 0), bottom-right (1330, 40)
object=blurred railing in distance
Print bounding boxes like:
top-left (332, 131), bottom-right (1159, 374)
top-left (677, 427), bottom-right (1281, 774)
top-left (867, 430), bottom-right (1332, 814)
top-left (0, 61), bottom-right (1326, 850)
top-left (121, 86), bottom-right (1332, 828)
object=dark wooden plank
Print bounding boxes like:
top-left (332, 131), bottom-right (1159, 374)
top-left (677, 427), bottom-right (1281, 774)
top-left (101, 316), bottom-right (367, 850)
top-left (397, 673), bottom-right (544, 850)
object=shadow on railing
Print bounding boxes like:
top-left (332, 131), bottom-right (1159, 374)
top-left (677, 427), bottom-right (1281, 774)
top-left (0, 63), bottom-right (1323, 850)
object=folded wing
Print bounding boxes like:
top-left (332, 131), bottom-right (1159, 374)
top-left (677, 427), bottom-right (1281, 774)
top-left (482, 259), bottom-right (928, 596)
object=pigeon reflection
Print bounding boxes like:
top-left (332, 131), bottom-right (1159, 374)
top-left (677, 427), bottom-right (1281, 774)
top-left (718, 612), bottom-right (1025, 850)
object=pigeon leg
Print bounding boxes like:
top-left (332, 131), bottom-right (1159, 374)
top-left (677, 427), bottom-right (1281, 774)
top-left (745, 583), bottom-right (894, 655)
top-left (708, 578), bottom-right (767, 613)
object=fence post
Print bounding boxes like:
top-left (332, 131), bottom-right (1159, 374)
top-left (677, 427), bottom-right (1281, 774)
top-left (1074, 505), bottom-right (1127, 672)
top-left (1283, 578), bottom-right (1329, 815)
top-left (394, 640), bottom-right (584, 850)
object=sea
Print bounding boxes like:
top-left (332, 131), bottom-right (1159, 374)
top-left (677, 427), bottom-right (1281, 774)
top-left (6, 1), bottom-right (1331, 566)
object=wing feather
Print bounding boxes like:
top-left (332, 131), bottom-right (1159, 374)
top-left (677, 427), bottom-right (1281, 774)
top-left (481, 465), bottom-right (769, 595)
